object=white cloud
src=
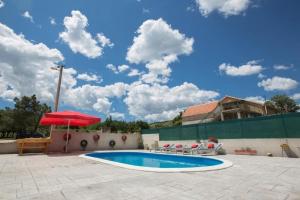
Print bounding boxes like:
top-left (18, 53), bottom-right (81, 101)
top-left (127, 18), bottom-right (193, 64)
top-left (77, 73), bottom-right (102, 83)
top-left (0, 20), bottom-right (221, 121)
top-left (257, 73), bottom-right (266, 79)
top-left (219, 60), bottom-right (264, 76)
top-left (63, 82), bottom-right (129, 114)
top-left (258, 76), bottom-right (298, 91)
top-left (92, 98), bottom-right (111, 113)
top-left (118, 65), bottom-right (129, 73)
top-left (22, 11), bottom-right (34, 23)
top-left (291, 93), bottom-right (300, 101)
top-left (110, 112), bottom-right (125, 120)
top-left (127, 18), bottom-right (194, 84)
top-left (59, 10), bottom-right (100, 58)
top-left (59, 10), bottom-right (112, 59)
top-left (244, 96), bottom-right (265, 104)
top-left (0, 22), bottom-right (65, 103)
top-left (195, 0), bottom-right (251, 17)
top-left (0, 89), bottom-right (20, 102)
top-left (140, 54), bottom-right (176, 84)
top-left (187, 6), bottom-right (196, 12)
top-left (124, 82), bottom-right (219, 121)
top-left (106, 64), bottom-right (118, 73)
top-left (273, 64), bottom-right (293, 71)
top-left (106, 64), bottom-right (142, 77)
top-left (128, 69), bottom-right (143, 77)
top-left (61, 79), bottom-right (128, 114)
top-left (49, 17), bottom-right (56, 25)
top-left (106, 64), bottom-right (130, 74)
top-left (96, 33), bottom-right (114, 48)
top-left (0, 0), bottom-right (5, 8)
top-left (0, 22), bottom-right (130, 115)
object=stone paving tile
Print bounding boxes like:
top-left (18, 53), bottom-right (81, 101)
top-left (0, 153), bottom-right (300, 200)
top-left (287, 192), bottom-right (300, 200)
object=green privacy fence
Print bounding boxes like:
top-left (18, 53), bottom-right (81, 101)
top-left (141, 113), bottom-right (300, 141)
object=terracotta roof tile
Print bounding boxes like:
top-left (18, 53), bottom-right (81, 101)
top-left (182, 101), bottom-right (219, 117)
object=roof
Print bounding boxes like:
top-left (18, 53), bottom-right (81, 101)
top-left (221, 96), bottom-right (265, 106)
top-left (220, 96), bottom-right (241, 103)
top-left (182, 95), bottom-right (268, 118)
top-left (182, 101), bottom-right (219, 117)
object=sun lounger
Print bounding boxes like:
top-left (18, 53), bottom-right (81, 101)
top-left (214, 143), bottom-right (223, 152)
top-left (154, 144), bottom-right (166, 152)
top-left (155, 143), bottom-right (223, 155)
top-left (195, 143), bottom-right (223, 155)
top-left (186, 143), bottom-right (199, 154)
top-left (163, 144), bottom-right (175, 153)
top-left (191, 143), bottom-right (206, 154)
top-left (182, 145), bottom-right (193, 154)
top-left (166, 144), bottom-right (192, 154)
top-left (174, 144), bottom-right (183, 154)
top-left (155, 144), bottom-right (175, 152)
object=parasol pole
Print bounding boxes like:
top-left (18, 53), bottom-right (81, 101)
top-left (65, 119), bottom-right (70, 153)
top-left (51, 65), bottom-right (64, 139)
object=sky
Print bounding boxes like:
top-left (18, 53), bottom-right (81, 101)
top-left (0, 0), bottom-right (299, 122)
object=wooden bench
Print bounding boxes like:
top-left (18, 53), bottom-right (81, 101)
top-left (16, 138), bottom-right (51, 155)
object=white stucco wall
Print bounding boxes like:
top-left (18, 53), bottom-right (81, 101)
top-left (0, 140), bottom-right (17, 154)
top-left (48, 130), bottom-right (140, 152)
top-left (141, 134), bottom-right (159, 149)
top-left (142, 133), bottom-right (300, 157)
top-left (182, 118), bottom-right (216, 125)
top-left (182, 120), bottom-right (203, 125)
top-left (0, 130), bottom-right (140, 154)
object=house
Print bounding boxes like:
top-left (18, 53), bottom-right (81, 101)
top-left (182, 96), bottom-right (276, 125)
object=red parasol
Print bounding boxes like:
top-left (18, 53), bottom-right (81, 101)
top-left (39, 111), bottom-right (101, 152)
top-left (44, 111), bottom-right (100, 121)
top-left (40, 117), bottom-right (98, 126)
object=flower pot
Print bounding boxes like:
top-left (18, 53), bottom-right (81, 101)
top-left (235, 149), bottom-right (257, 155)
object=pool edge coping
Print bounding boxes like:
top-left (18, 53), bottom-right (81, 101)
top-left (79, 150), bottom-right (233, 173)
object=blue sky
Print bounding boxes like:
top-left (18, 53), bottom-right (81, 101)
top-left (0, 0), bottom-right (299, 122)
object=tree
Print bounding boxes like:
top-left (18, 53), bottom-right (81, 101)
top-left (13, 95), bottom-right (51, 132)
top-left (104, 115), bottom-right (113, 127)
top-left (266, 95), bottom-right (299, 113)
top-left (135, 120), bottom-right (149, 130)
top-left (95, 116), bottom-right (149, 133)
top-left (0, 108), bottom-right (14, 131)
top-left (0, 95), bottom-right (51, 134)
top-left (172, 112), bottom-right (182, 126)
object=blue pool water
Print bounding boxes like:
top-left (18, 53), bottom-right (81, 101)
top-left (85, 152), bottom-right (223, 168)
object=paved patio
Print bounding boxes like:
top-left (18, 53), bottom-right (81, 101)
top-left (0, 152), bottom-right (300, 200)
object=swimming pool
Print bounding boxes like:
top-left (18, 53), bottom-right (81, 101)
top-left (80, 151), bottom-right (232, 172)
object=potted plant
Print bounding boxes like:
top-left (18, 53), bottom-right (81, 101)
top-left (235, 147), bottom-right (257, 155)
top-left (208, 136), bottom-right (218, 143)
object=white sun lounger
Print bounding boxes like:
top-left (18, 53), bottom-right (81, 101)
top-left (195, 143), bottom-right (223, 155)
top-left (155, 144), bottom-right (175, 152)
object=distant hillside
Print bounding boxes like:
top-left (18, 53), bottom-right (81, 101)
top-left (149, 120), bottom-right (173, 128)
top-left (149, 112), bottom-right (182, 129)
